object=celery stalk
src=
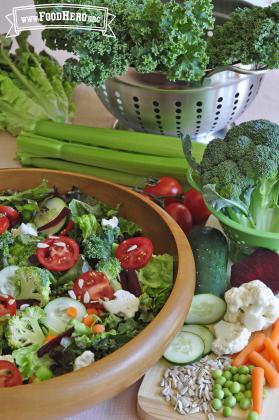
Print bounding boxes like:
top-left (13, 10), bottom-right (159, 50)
top-left (19, 154), bottom-right (147, 187)
top-left (17, 133), bottom-right (188, 178)
top-left (34, 121), bottom-right (205, 161)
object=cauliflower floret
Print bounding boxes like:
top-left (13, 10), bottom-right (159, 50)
top-left (74, 351), bottom-right (95, 371)
top-left (103, 290), bottom-right (139, 319)
top-left (101, 216), bottom-right (119, 229)
top-left (12, 223), bottom-right (38, 237)
top-left (224, 280), bottom-right (279, 332)
top-left (212, 321), bottom-right (251, 355)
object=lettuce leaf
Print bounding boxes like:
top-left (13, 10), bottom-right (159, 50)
top-left (12, 344), bottom-right (52, 380)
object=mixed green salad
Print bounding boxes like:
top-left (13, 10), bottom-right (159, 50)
top-left (0, 180), bottom-right (173, 386)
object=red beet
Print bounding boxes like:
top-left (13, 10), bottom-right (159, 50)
top-left (231, 248), bottom-right (279, 293)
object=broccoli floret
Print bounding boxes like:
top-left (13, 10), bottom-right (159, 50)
top-left (185, 119), bottom-right (279, 233)
top-left (13, 267), bottom-right (53, 306)
top-left (96, 257), bottom-right (122, 291)
top-left (0, 231), bottom-right (14, 268)
top-left (8, 240), bottom-right (37, 266)
top-left (6, 306), bottom-right (47, 349)
top-left (83, 235), bottom-right (112, 261)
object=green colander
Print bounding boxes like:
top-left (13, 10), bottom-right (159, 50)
top-left (187, 169), bottom-right (279, 256)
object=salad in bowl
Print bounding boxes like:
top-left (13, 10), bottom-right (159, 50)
top-left (0, 180), bottom-right (174, 387)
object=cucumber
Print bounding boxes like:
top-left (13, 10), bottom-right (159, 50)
top-left (185, 294), bottom-right (226, 325)
top-left (181, 324), bottom-right (214, 355)
top-left (187, 226), bottom-right (229, 297)
top-left (44, 297), bottom-right (87, 333)
top-left (0, 266), bottom-right (19, 296)
top-left (34, 197), bottom-right (68, 236)
top-left (163, 331), bottom-right (204, 365)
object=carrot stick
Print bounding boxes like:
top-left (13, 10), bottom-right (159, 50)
top-left (262, 318), bottom-right (279, 360)
top-left (251, 367), bottom-right (265, 414)
top-left (249, 351), bottom-right (279, 388)
top-left (83, 315), bottom-right (94, 328)
top-left (264, 337), bottom-right (279, 370)
top-left (232, 333), bottom-right (266, 367)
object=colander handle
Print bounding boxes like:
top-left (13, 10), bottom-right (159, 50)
top-left (205, 65), bottom-right (267, 80)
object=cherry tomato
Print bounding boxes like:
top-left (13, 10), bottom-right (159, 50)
top-left (0, 206), bottom-right (20, 226)
top-left (0, 216), bottom-right (10, 234)
top-left (143, 177), bottom-right (183, 205)
top-left (184, 189), bottom-right (211, 225)
top-left (36, 236), bottom-right (79, 272)
top-left (165, 202), bottom-right (193, 234)
top-left (73, 271), bottom-right (114, 308)
top-left (115, 237), bottom-right (154, 269)
top-left (60, 220), bottom-right (74, 236)
top-left (0, 361), bottom-right (22, 387)
top-left (0, 295), bottom-right (16, 317)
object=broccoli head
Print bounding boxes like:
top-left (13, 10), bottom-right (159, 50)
top-left (13, 267), bottom-right (53, 306)
top-left (185, 119), bottom-right (279, 232)
top-left (6, 306), bottom-right (47, 349)
top-left (0, 231), bottom-right (14, 268)
top-left (83, 235), bottom-right (112, 261)
top-left (96, 257), bottom-right (122, 291)
top-left (8, 240), bottom-right (38, 267)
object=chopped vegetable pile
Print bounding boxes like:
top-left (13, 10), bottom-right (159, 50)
top-left (0, 181), bottom-right (173, 386)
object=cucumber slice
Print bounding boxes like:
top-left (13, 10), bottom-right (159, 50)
top-left (163, 331), bottom-right (204, 365)
top-left (44, 297), bottom-right (87, 333)
top-left (181, 324), bottom-right (214, 355)
top-left (34, 197), bottom-right (68, 236)
top-left (185, 294), bottom-right (226, 325)
top-left (0, 266), bottom-right (19, 296)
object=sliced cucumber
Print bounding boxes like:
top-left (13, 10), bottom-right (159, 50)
top-left (185, 294), bottom-right (226, 325)
top-left (44, 297), bottom-right (87, 333)
top-left (34, 197), bottom-right (68, 236)
top-left (163, 331), bottom-right (204, 365)
top-left (0, 266), bottom-right (19, 296)
top-left (181, 324), bottom-right (214, 355)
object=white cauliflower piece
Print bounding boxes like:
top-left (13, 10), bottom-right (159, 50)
top-left (12, 223), bottom-right (38, 237)
top-left (101, 216), bottom-right (119, 229)
top-left (212, 321), bottom-right (251, 355)
top-left (103, 290), bottom-right (139, 319)
top-left (224, 280), bottom-right (279, 332)
top-left (73, 351), bottom-right (95, 371)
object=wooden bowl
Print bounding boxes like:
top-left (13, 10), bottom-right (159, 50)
top-left (0, 169), bottom-right (195, 418)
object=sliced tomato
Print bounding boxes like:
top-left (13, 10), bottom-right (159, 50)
top-left (0, 361), bottom-right (22, 387)
top-left (0, 206), bottom-right (20, 226)
top-left (60, 220), bottom-right (74, 236)
top-left (73, 271), bottom-right (114, 307)
top-left (0, 216), bottom-right (10, 234)
top-left (36, 236), bottom-right (79, 272)
top-left (115, 237), bottom-right (153, 269)
top-left (0, 295), bottom-right (16, 317)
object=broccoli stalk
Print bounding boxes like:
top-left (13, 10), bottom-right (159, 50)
top-left (184, 120), bottom-right (279, 233)
top-left (6, 306), bottom-right (47, 349)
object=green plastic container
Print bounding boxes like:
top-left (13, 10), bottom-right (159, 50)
top-left (187, 169), bottom-right (279, 259)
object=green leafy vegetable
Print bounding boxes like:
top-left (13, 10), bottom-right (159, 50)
top-left (76, 214), bottom-right (99, 240)
top-left (118, 217), bottom-right (141, 237)
top-left (0, 180), bottom-right (54, 204)
top-left (0, 32), bottom-right (74, 135)
top-left (12, 344), bottom-right (52, 380)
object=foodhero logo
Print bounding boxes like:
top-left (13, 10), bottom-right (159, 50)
top-left (5, 3), bottom-right (116, 38)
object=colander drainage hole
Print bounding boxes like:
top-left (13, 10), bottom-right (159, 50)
top-left (217, 97), bottom-right (223, 103)
top-left (235, 92), bottom-right (240, 98)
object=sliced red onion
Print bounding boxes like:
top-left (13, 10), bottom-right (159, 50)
top-left (126, 270), bottom-right (142, 297)
top-left (120, 271), bottom-right (128, 290)
top-left (28, 254), bottom-right (39, 266)
top-left (16, 299), bottom-right (40, 309)
top-left (37, 327), bottom-right (74, 358)
top-left (37, 207), bottom-right (70, 232)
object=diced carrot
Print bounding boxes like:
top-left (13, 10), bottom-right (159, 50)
top-left (232, 333), bottom-right (266, 367)
top-left (92, 324), bottom-right (105, 334)
top-left (66, 306), bottom-right (78, 318)
top-left (262, 318), bottom-right (279, 360)
top-left (249, 351), bottom-right (279, 388)
top-left (83, 315), bottom-right (94, 328)
top-left (45, 334), bottom-right (58, 343)
top-left (252, 367), bottom-right (265, 414)
top-left (87, 308), bottom-right (100, 315)
top-left (264, 337), bottom-right (279, 370)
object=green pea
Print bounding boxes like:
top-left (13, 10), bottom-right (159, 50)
top-left (240, 384), bottom-right (246, 392)
top-left (213, 384), bottom-right (222, 392)
top-left (244, 390), bottom-right (252, 399)
top-left (247, 411), bottom-right (259, 420)
top-left (212, 369), bottom-right (223, 379)
top-left (230, 366), bottom-right (238, 374)
top-left (248, 365), bottom-right (254, 373)
top-left (239, 366), bottom-right (249, 374)
top-left (215, 376), bottom-right (226, 386)
top-left (225, 380), bottom-right (233, 388)
top-left (239, 374), bottom-right (250, 385)
top-left (263, 388), bottom-right (268, 399)
top-left (224, 396), bottom-right (237, 408)
top-left (233, 374), bottom-right (240, 381)
top-left (235, 392), bottom-right (244, 402)
top-left (223, 388), bottom-right (232, 398)
top-left (245, 382), bottom-right (252, 390)
top-left (239, 398), bottom-right (251, 410)
top-left (230, 382), bottom-right (241, 394)
top-left (223, 407), bottom-right (232, 417)
top-left (212, 398), bottom-right (223, 411)
top-left (223, 370), bottom-right (232, 380)
top-left (213, 389), bottom-right (225, 400)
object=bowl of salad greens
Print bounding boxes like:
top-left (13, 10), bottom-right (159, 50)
top-left (0, 168), bottom-right (194, 418)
